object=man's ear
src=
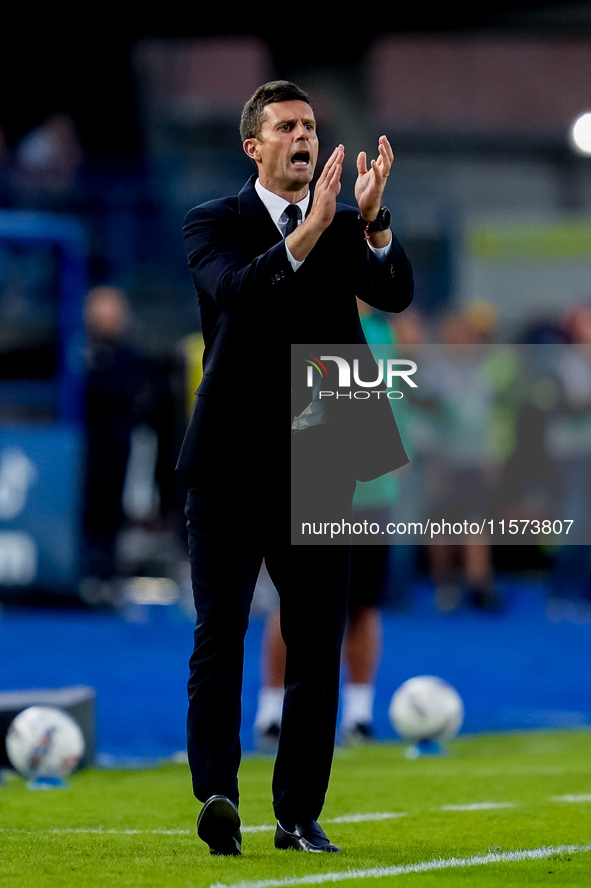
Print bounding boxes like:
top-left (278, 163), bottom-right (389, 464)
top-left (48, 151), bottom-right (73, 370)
top-left (243, 138), bottom-right (261, 165)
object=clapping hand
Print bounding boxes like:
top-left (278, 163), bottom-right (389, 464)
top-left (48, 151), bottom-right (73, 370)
top-left (355, 135), bottom-right (394, 222)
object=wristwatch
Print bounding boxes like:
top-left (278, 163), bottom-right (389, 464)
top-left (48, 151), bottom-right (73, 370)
top-left (361, 206), bottom-right (391, 239)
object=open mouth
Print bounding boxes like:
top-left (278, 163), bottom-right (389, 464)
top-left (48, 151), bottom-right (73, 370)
top-left (291, 150), bottom-right (310, 166)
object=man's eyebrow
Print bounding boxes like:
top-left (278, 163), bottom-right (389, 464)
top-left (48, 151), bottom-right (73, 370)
top-left (275, 117), bottom-right (316, 128)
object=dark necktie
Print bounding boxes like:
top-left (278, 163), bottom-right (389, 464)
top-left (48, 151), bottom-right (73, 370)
top-left (283, 204), bottom-right (301, 237)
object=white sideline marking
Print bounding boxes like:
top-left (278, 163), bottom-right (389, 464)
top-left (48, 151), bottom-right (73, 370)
top-left (0, 797), bottom-right (584, 841)
top-left (552, 794), bottom-right (591, 803)
top-left (0, 813), bottom-right (407, 838)
top-left (328, 812), bottom-right (406, 824)
top-left (243, 813), bottom-right (406, 833)
top-left (10, 827), bottom-right (193, 836)
top-left (207, 844), bottom-right (591, 888)
top-left (440, 802), bottom-right (517, 811)
top-left (242, 825), bottom-right (274, 834)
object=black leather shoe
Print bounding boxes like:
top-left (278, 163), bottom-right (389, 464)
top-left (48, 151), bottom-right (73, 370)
top-left (274, 820), bottom-right (340, 853)
top-left (197, 795), bottom-right (242, 856)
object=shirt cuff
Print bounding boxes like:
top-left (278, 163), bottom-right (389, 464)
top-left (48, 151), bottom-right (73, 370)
top-left (285, 242), bottom-right (304, 271)
top-left (367, 231), bottom-right (393, 261)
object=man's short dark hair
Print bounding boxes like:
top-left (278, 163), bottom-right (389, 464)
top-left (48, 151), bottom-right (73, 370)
top-left (240, 81), bottom-right (311, 142)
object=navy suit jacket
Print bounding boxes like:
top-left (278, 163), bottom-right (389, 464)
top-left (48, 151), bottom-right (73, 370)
top-left (176, 175), bottom-right (414, 484)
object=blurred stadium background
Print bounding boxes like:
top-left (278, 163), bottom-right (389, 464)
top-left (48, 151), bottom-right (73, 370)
top-left (1, 4), bottom-right (591, 764)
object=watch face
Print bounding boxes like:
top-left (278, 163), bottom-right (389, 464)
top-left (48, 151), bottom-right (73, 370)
top-left (379, 208), bottom-right (391, 228)
top-left (367, 208), bottom-right (390, 232)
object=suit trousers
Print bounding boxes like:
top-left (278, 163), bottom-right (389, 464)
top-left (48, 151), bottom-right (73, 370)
top-left (185, 438), bottom-right (356, 825)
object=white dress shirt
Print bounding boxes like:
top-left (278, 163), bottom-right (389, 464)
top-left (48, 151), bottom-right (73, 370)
top-left (254, 178), bottom-right (392, 272)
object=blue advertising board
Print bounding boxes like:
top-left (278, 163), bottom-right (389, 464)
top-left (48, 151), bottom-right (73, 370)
top-left (0, 210), bottom-right (87, 596)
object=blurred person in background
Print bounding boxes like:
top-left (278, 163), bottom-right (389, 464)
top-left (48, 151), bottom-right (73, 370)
top-left (545, 301), bottom-right (591, 621)
top-left (421, 307), bottom-right (501, 612)
top-left (14, 112), bottom-right (84, 209)
top-left (80, 286), bottom-right (149, 605)
top-left (338, 301), bottom-right (407, 742)
top-left (491, 320), bottom-right (563, 573)
top-left (254, 541), bottom-right (387, 751)
top-left (387, 307), bottom-right (429, 604)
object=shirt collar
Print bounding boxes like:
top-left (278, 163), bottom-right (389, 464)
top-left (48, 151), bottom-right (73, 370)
top-left (255, 179), bottom-right (310, 231)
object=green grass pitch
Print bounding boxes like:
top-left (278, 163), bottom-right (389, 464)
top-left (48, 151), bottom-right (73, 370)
top-left (2, 730), bottom-right (591, 887)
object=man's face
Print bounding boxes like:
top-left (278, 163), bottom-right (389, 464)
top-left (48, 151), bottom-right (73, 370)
top-left (243, 100), bottom-right (319, 201)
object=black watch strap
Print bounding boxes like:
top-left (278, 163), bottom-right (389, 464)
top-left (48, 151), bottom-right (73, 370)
top-left (361, 206), bottom-right (391, 238)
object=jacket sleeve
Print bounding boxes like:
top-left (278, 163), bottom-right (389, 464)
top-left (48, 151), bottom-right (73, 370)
top-left (328, 206), bottom-right (413, 315)
top-left (183, 202), bottom-right (295, 314)
top-left (360, 231), bottom-right (414, 314)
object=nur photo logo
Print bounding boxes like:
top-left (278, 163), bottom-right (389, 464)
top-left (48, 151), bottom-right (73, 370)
top-left (304, 352), bottom-right (417, 399)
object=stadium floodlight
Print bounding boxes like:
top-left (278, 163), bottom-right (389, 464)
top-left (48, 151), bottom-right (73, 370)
top-left (568, 112), bottom-right (591, 156)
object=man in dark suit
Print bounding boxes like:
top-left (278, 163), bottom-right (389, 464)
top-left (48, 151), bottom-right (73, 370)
top-left (178, 81), bottom-right (413, 856)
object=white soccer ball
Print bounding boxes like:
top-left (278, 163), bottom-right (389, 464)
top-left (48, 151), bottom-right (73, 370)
top-left (5, 705), bottom-right (85, 780)
top-left (389, 675), bottom-right (464, 742)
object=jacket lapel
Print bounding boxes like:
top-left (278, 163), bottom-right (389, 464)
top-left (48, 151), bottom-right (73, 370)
top-left (237, 176), bottom-right (283, 252)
